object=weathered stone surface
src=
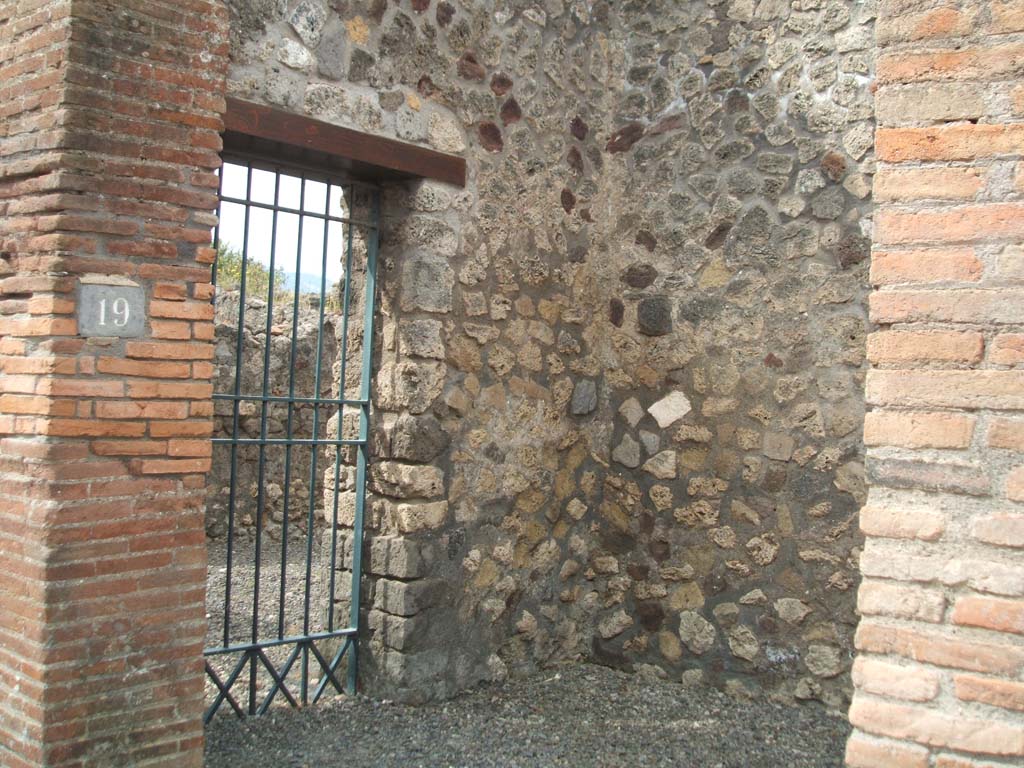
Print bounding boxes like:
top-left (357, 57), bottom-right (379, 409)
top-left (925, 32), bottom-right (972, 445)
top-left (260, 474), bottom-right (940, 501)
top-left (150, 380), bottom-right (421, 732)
top-left (612, 434), bottom-right (642, 469)
top-left (368, 537), bottom-right (426, 579)
top-left (678, 611), bottom-right (716, 655)
top-left (774, 598), bottom-right (812, 624)
top-left (395, 501), bottom-right (448, 533)
top-left (762, 432), bottom-right (796, 461)
top-left (278, 38), bottom-right (314, 70)
top-left (805, 644), bottom-right (843, 678)
top-left (288, 0), bottom-right (327, 47)
top-left (428, 111), bottom-right (465, 153)
top-left (400, 252), bottom-right (454, 313)
top-left (598, 609), bottom-right (634, 639)
top-left (370, 462), bottom-right (444, 499)
top-left (315, 17), bottom-right (347, 79)
top-left (566, 498), bottom-right (587, 521)
top-left (609, 298), bottom-right (624, 327)
top-left (648, 392), bottom-right (692, 428)
top-left (377, 579), bottom-right (446, 617)
top-left (739, 589), bottom-right (767, 605)
top-left (389, 413), bottom-right (448, 462)
top-left (622, 263), bottom-right (658, 289)
top-left (606, 122), bottom-right (644, 153)
top-left (376, 361), bottom-right (445, 414)
top-left (746, 534), bottom-right (780, 566)
top-left (637, 296), bottom-right (673, 336)
top-left (499, 98), bottom-right (522, 126)
top-left (619, 397), bottom-right (644, 427)
top-left (570, 379), bottom-right (597, 416)
top-left (478, 122), bottom-right (503, 152)
top-left (639, 430), bottom-right (660, 455)
top-left (369, 610), bottom-right (431, 651)
top-left (227, 0), bottom-right (875, 709)
top-left (456, 51), bottom-right (485, 81)
top-left (642, 451), bottom-right (677, 480)
top-left (728, 626), bottom-right (760, 662)
top-left (399, 318), bottom-right (444, 359)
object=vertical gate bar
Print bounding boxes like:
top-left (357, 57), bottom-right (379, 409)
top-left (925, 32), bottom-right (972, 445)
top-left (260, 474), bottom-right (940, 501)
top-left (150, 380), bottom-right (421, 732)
top-left (212, 165), bottom-right (224, 288)
top-left (327, 196), bottom-right (356, 633)
top-left (300, 189), bottom-right (332, 706)
top-left (277, 173), bottom-right (307, 640)
top-left (247, 170), bottom-right (282, 715)
top-left (223, 161), bottom-right (254, 650)
top-left (347, 190), bottom-right (380, 695)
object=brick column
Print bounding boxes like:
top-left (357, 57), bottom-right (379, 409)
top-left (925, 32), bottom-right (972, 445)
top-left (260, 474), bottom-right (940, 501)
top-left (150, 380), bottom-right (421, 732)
top-left (846, 1), bottom-right (1024, 766)
top-left (0, 1), bottom-right (227, 766)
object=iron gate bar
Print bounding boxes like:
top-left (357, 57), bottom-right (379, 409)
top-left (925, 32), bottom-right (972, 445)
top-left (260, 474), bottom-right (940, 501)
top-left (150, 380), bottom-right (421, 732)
top-left (257, 644), bottom-right (302, 715)
top-left (246, 166), bottom-right (281, 716)
top-left (211, 437), bottom-right (366, 447)
top-left (299, 184), bottom-right (333, 707)
top-left (313, 637), bottom-right (355, 702)
top-left (205, 653), bottom-right (249, 722)
top-left (212, 394), bottom-right (369, 406)
top-left (327, 197), bottom-right (356, 633)
top-left (277, 170), bottom-right (306, 642)
top-left (347, 190), bottom-right (379, 694)
top-left (205, 627), bottom-right (357, 655)
top-left (207, 157), bottom-right (379, 719)
top-left (254, 647), bottom-right (300, 709)
top-left (221, 160), bottom-right (253, 650)
top-left (217, 194), bottom-right (378, 230)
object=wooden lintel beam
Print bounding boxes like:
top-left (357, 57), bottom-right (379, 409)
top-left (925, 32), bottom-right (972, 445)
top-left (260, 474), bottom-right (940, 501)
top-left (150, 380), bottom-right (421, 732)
top-left (223, 96), bottom-right (467, 188)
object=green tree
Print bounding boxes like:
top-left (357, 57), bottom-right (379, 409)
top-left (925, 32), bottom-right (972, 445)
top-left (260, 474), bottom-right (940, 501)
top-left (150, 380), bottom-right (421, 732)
top-left (214, 242), bottom-right (286, 299)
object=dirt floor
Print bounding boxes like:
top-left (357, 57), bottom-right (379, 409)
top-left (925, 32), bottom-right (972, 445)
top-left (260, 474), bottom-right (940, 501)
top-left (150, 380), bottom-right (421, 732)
top-left (204, 531), bottom-right (344, 710)
top-left (204, 663), bottom-right (850, 768)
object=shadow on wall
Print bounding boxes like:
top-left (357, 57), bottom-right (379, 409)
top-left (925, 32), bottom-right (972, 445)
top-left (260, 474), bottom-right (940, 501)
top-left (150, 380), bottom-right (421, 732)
top-left (221, 0), bottom-right (875, 710)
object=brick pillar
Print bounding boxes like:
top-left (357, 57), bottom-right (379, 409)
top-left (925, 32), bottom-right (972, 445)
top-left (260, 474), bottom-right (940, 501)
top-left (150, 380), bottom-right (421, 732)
top-left (846, 1), bottom-right (1024, 766)
top-left (0, 1), bottom-right (227, 765)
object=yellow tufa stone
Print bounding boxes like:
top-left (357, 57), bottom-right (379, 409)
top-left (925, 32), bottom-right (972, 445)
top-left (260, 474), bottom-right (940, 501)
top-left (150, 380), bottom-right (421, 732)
top-left (345, 16), bottom-right (369, 44)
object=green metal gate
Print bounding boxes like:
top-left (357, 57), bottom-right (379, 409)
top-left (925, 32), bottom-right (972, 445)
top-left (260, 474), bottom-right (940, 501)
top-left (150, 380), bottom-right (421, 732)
top-left (205, 156), bottom-right (378, 720)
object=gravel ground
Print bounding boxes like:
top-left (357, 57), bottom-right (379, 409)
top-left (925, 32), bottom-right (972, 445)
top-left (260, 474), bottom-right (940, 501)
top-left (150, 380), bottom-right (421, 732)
top-left (204, 663), bottom-right (850, 768)
top-left (205, 532), bottom-right (342, 707)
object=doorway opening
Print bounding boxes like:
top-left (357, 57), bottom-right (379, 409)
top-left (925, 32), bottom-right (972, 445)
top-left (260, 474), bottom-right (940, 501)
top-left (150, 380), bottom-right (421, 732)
top-left (204, 155), bottom-right (379, 719)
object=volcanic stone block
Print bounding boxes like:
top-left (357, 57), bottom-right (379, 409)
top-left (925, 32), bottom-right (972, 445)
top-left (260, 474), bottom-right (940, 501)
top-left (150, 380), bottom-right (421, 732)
top-left (678, 611), bottom-right (717, 655)
top-left (637, 295), bottom-right (673, 336)
top-left (395, 501), bottom-right (448, 533)
top-left (398, 319), bottom-right (445, 360)
top-left (570, 379), bottom-right (598, 415)
top-left (613, 434), bottom-right (642, 468)
top-left (389, 413), bottom-right (449, 462)
top-left (368, 536), bottom-right (427, 579)
top-left (400, 252), bottom-right (454, 313)
top-left (377, 578), bottom-right (446, 617)
top-left (369, 609), bottom-right (432, 651)
top-left (370, 461), bottom-right (444, 499)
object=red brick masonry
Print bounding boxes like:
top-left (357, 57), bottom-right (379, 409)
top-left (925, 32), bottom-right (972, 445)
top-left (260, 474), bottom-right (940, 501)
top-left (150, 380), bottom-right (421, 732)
top-left (846, 0), bottom-right (1024, 766)
top-left (0, 1), bottom-right (227, 765)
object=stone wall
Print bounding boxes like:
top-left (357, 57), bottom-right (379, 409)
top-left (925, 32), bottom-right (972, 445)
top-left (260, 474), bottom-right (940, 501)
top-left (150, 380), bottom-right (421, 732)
top-left (225, 0), bottom-right (876, 707)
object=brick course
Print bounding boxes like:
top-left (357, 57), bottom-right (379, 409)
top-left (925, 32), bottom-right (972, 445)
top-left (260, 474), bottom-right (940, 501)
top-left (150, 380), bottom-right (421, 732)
top-left (0, 1), bottom-right (227, 765)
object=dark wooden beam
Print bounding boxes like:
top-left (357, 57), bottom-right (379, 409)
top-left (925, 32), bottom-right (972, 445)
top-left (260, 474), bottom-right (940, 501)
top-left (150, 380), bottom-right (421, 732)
top-left (222, 96), bottom-right (466, 188)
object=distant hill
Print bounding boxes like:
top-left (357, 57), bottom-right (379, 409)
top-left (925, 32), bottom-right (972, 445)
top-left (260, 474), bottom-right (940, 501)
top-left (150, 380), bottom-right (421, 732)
top-left (285, 271), bottom-right (340, 295)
